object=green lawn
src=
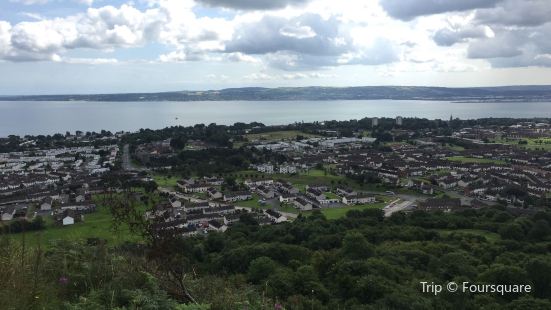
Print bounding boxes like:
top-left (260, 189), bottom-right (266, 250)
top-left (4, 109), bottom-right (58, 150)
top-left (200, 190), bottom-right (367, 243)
top-left (445, 156), bottom-right (505, 165)
top-left (10, 194), bottom-right (157, 248)
top-left (277, 205), bottom-right (299, 214)
top-left (324, 192), bottom-right (340, 199)
top-left (304, 202), bottom-right (386, 220)
top-left (274, 170), bottom-right (345, 189)
top-left (491, 137), bottom-right (551, 151)
top-left (236, 194), bottom-right (263, 209)
top-left (435, 229), bottom-right (500, 242)
top-left (444, 143), bottom-right (466, 151)
top-left (11, 205), bottom-right (141, 248)
top-left (153, 175), bottom-right (180, 188)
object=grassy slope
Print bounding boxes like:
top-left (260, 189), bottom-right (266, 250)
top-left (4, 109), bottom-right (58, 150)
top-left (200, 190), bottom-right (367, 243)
top-left (12, 205), bottom-right (140, 247)
top-left (10, 194), bottom-right (152, 247)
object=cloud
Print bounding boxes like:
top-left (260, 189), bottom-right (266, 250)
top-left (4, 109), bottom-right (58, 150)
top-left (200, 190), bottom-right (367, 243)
top-left (338, 38), bottom-right (399, 65)
top-left (466, 24), bottom-right (551, 67)
top-left (0, 1), bottom-right (229, 62)
top-left (158, 49), bottom-right (205, 62)
top-left (226, 14), bottom-right (347, 56)
top-left (243, 71), bottom-right (335, 80)
top-left (474, 0), bottom-right (551, 27)
top-left (225, 52), bottom-right (260, 63)
top-left (1, 4), bottom-right (167, 61)
top-left (379, 0), bottom-right (501, 21)
top-left (224, 12), bottom-right (399, 70)
top-left (244, 72), bottom-right (273, 80)
top-left (281, 72), bottom-right (335, 79)
top-left (0, 22), bottom-right (12, 56)
top-left (62, 57), bottom-right (118, 64)
top-left (433, 25), bottom-right (494, 46)
top-left (195, 0), bottom-right (310, 10)
top-left (467, 31), bottom-right (524, 59)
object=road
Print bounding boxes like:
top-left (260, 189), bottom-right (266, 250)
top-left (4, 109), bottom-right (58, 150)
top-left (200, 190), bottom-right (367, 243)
top-left (122, 144), bottom-right (144, 172)
top-left (384, 199), bottom-right (413, 217)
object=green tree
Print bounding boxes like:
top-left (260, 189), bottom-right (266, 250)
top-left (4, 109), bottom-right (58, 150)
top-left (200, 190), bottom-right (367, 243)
top-left (341, 232), bottom-right (374, 260)
top-left (247, 257), bottom-right (278, 284)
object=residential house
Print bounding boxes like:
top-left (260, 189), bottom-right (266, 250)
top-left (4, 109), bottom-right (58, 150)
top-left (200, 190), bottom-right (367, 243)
top-left (418, 198), bottom-right (461, 212)
top-left (293, 197), bottom-right (314, 211)
top-left (342, 194), bottom-right (376, 205)
top-left (207, 188), bottom-right (223, 199)
top-left (223, 191), bottom-right (253, 202)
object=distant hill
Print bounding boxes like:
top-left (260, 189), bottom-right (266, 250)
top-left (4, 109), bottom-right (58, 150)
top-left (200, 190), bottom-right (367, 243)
top-left (3, 85), bottom-right (551, 102)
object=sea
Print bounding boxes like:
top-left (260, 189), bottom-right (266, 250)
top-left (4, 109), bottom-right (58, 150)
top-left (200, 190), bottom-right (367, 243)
top-left (1, 100), bottom-right (551, 137)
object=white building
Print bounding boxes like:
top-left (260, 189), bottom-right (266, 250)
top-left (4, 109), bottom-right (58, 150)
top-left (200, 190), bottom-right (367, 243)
top-left (396, 116), bottom-right (403, 126)
top-left (256, 164), bottom-right (274, 174)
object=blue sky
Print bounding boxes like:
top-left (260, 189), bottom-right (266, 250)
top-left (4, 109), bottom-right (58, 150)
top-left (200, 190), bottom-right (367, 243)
top-left (0, 0), bottom-right (550, 95)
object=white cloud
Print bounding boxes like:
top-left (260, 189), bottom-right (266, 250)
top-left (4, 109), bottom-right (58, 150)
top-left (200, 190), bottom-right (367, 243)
top-left (62, 57), bottom-right (118, 64)
top-left (475, 0), bottom-right (551, 27)
top-left (195, 0), bottom-right (311, 10)
top-left (1, 0), bottom-right (550, 74)
top-left (379, 0), bottom-right (501, 21)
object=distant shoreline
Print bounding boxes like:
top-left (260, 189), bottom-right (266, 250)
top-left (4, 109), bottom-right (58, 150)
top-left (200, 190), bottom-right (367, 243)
top-left (1, 85), bottom-right (551, 102)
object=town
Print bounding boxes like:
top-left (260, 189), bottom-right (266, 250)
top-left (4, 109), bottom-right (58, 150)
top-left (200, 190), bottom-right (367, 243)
top-left (1, 116), bottom-right (550, 239)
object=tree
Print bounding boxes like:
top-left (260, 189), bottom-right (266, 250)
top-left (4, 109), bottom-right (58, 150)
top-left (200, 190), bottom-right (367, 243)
top-left (525, 257), bottom-right (551, 298)
top-left (247, 257), bottom-right (278, 284)
top-left (498, 223), bottom-right (524, 240)
top-left (341, 232), bottom-right (374, 260)
top-left (528, 220), bottom-right (550, 241)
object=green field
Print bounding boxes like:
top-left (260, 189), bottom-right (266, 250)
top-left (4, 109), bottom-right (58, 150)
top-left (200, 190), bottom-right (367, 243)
top-left (153, 175), bottom-right (180, 188)
top-left (491, 137), bottom-right (551, 151)
top-left (324, 191), bottom-right (340, 199)
top-left (10, 194), bottom-right (155, 247)
top-left (310, 203), bottom-right (386, 220)
top-left (274, 169), bottom-right (345, 189)
top-left (11, 205), bottom-right (140, 247)
top-left (235, 194), bottom-right (263, 209)
top-left (444, 143), bottom-right (465, 151)
top-left (445, 156), bottom-right (505, 165)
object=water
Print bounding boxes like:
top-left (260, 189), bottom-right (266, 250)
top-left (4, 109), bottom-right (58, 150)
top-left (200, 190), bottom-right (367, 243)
top-left (1, 100), bottom-right (550, 137)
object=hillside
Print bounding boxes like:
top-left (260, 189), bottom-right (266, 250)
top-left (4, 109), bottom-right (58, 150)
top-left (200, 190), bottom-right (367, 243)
top-left (3, 85), bottom-right (551, 102)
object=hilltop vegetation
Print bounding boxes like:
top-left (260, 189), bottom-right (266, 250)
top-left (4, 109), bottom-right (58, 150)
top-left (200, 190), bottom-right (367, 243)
top-left (4, 200), bottom-right (551, 309)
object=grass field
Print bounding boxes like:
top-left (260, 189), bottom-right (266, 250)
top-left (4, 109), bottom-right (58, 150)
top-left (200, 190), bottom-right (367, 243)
top-left (10, 194), bottom-right (153, 247)
top-left (235, 194), bottom-right (263, 209)
top-left (274, 169), bottom-right (346, 189)
top-left (445, 156), bottom-right (505, 165)
top-left (11, 205), bottom-right (141, 247)
top-left (153, 175), bottom-right (180, 188)
top-left (309, 202), bottom-right (386, 220)
top-left (444, 143), bottom-right (466, 151)
top-left (435, 228), bottom-right (500, 242)
top-left (491, 137), bottom-right (551, 151)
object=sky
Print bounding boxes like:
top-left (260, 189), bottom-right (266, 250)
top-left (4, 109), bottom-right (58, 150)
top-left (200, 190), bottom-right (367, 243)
top-left (0, 0), bottom-right (550, 95)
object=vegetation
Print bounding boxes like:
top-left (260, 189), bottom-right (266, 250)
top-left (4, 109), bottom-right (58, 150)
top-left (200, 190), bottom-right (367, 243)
top-left (8, 197), bottom-right (551, 309)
